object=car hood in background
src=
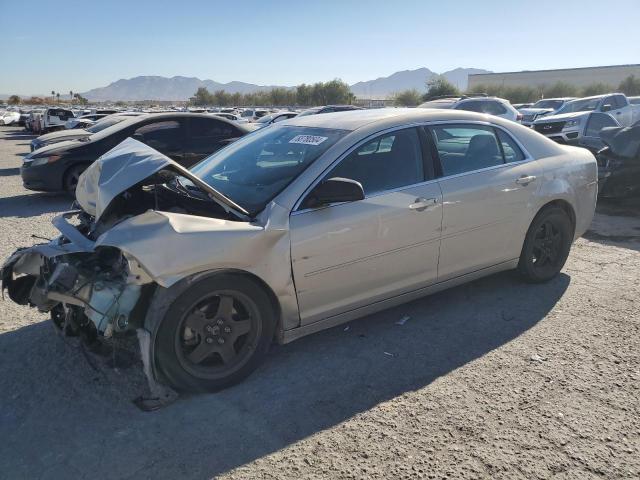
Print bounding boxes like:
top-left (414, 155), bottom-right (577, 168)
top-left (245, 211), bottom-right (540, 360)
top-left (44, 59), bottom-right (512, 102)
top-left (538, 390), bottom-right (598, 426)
top-left (533, 111), bottom-right (590, 123)
top-left (35, 128), bottom-right (91, 144)
top-left (75, 137), bottom-right (250, 222)
top-left (25, 139), bottom-right (84, 159)
top-left (519, 107), bottom-right (555, 116)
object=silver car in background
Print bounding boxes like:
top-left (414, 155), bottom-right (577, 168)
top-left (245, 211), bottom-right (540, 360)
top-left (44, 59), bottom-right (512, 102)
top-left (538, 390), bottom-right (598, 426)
top-left (1, 109), bottom-right (597, 393)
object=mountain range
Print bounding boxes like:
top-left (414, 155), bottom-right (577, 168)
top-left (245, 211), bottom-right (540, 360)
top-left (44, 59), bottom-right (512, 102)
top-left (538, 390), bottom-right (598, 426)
top-left (77, 67), bottom-right (491, 101)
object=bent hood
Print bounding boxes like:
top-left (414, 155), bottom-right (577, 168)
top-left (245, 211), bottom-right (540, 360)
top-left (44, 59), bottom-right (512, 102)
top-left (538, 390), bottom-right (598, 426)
top-left (534, 111), bottom-right (590, 123)
top-left (75, 137), bottom-right (250, 222)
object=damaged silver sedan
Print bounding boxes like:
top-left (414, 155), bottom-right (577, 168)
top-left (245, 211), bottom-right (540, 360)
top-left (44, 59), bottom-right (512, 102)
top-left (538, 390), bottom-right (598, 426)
top-left (1, 109), bottom-right (598, 392)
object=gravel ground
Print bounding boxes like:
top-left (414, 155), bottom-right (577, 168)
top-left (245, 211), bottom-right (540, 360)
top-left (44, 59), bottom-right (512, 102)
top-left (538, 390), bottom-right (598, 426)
top-left (0, 126), bottom-right (638, 480)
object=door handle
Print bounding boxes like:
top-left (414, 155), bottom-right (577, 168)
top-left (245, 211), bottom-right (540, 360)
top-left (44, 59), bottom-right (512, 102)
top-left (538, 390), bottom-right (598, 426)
top-left (409, 197), bottom-right (438, 211)
top-left (515, 175), bottom-right (536, 186)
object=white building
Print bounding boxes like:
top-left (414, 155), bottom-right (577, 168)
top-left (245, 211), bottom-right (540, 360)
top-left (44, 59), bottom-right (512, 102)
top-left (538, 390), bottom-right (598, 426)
top-left (468, 64), bottom-right (640, 90)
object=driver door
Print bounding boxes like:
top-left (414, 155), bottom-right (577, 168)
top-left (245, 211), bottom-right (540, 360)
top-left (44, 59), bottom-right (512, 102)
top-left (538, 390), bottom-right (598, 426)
top-left (289, 127), bottom-right (443, 325)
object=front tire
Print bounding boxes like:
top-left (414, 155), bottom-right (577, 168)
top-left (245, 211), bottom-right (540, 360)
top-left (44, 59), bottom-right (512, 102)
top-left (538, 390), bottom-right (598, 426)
top-left (518, 206), bottom-right (573, 283)
top-left (63, 164), bottom-right (87, 194)
top-left (154, 274), bottom-right (276, 392)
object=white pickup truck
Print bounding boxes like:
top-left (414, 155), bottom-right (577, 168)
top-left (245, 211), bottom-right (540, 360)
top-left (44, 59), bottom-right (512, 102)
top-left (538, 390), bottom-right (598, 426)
top-left (532, 93), bottom-right (640, 144)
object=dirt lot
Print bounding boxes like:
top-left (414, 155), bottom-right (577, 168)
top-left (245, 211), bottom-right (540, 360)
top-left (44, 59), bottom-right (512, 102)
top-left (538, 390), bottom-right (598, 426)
top-left (0, 125), bottom-right (638, 480)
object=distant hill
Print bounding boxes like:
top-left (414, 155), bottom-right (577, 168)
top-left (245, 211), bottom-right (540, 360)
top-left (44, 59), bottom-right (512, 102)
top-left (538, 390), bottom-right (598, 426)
top-left (350, 67), bottom-right (491, 98)
top-left (78, 67), bottom-right (491, 102)
top-left (81, 76), bottom-right (290, 102)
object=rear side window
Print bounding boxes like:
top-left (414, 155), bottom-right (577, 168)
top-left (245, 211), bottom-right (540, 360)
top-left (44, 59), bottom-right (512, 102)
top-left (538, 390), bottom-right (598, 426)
top-left (485, 101), bottom-right (507, 115)
top-left (455, 100), bottom-right (484, 113)
top-left (328, 128), bottom-right (424, 195)
top-left (190, 118), bottom-right (236, 138)
top-left (430, 125), bottom-right (504, 176)
top-left (495, 129), bottom-right (525, 162)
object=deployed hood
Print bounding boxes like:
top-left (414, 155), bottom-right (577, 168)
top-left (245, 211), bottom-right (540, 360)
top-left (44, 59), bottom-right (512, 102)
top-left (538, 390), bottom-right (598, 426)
top-left (519, 107), bottom-right (555, 115)
top-left (75, 137), bottom-right (250, 222)
top-left (600, 124), bottom-right (640, 158)
top-left (534, 111), bottom-right (590, 123)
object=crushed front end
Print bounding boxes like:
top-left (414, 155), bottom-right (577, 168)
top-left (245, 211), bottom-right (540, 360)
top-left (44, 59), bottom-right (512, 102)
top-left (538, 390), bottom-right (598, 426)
top-left (1, 211), bottom-right (154, 343)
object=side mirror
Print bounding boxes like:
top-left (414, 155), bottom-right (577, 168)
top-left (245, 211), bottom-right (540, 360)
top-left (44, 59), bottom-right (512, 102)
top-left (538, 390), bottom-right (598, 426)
top-left (601, 104), bottom-right (612, 112)
top-left (303, 177), bottom-right (365, 209)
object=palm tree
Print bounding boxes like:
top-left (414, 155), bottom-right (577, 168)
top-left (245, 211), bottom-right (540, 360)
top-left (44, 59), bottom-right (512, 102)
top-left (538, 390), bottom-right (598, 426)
top-left (56, 92), bottom-right (60, 103)
top-left (51, 90), bottom-right (55, 103)
top-left (69, 90), bottom-right (73, 103)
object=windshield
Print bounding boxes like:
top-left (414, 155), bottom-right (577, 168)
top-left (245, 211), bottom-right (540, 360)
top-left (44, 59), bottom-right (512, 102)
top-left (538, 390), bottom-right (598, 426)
top-left (88, 115), bottom-right (148, 141)
top-left (256, 115), bottom-right (273, 124)
top-left (556, 98), bottom-right (601, 114)
top-left (296, 108), bottom-right (321, 117)
top-left (532, 99), bottom-right (564, 110)
top-left (189, 125), bottom-right (348, 214)
top-left (418, 99), bottom-right (456, 109)
top-left (86, 116), bottom-right (127, 133)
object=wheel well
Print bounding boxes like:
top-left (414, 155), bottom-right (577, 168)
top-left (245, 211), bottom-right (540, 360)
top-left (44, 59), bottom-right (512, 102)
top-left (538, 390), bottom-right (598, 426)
top-left (537, 199), bottom-right (576, 234)
top-left (62, 162), bottom-right (90, 188)
top-left (220, 270), bottom-right (283, 339)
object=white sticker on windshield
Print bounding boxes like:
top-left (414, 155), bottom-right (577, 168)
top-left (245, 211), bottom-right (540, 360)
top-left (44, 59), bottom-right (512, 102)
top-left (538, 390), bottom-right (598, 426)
top-left (289, 135), bottom-right (328, 146)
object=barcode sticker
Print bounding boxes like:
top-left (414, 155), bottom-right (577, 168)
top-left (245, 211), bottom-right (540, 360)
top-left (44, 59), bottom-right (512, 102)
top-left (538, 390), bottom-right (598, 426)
top-left (289, 135), bottom-right (328, 146)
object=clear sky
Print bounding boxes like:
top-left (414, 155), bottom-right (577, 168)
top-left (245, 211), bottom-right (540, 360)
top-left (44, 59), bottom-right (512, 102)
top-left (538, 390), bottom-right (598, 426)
top-left (1, 0), bottom-right (638, 95)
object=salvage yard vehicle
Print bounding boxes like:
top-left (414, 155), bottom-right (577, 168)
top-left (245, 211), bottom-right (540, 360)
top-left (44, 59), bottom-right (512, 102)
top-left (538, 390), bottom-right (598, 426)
top-left (21, 113), bottom-right (250, 192)
top-left (533, 94), bottom-right (640, 142)
top-left (597, 121), bottom-right (640, 198)
top-left (253, 111), bottom-right (298, 128)
top-left (297, 105), bottom-right (363, 117)
top-left (1, 108), bottom-right (598, 393)
top-left (534, 111), bottom-right (621, 153)
top-left (418, 95), bottom-right (521, 122)
top-left (0, 109), bottom-right (21, 125)
top-left (518, 97), bottom-right (576, 126)
top-left (30, 113), bottom-right (145, 151)
top-left (39, 107), bottom-right (75, 133)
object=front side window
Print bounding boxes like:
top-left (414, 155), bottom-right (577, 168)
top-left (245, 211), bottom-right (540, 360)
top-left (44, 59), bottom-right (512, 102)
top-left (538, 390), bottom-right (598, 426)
top-left (585, 113), bottom-right (618, 137)
top-left (327, 128), bottom-right (424, 196)
top-left (431, 125), bottom-right (504, 176)
top-left (190, 126), bottom-right (348, 214)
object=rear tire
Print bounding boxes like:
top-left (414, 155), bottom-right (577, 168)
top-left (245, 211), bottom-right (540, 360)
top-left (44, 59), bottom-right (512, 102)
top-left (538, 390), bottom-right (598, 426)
top-left (518, 206), bottom-right (573, 283)
top-left (154, 274), bottom-right (276, 392)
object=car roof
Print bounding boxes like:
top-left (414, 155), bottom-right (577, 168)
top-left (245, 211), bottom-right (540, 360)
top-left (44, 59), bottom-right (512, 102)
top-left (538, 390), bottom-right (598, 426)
top-left (113, 112), bottom-right (252, 131)
top-left (282, 107), bottom-right (514, 132)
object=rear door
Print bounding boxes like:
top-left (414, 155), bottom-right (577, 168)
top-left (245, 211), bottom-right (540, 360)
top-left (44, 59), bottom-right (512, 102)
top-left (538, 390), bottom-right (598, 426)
top-left (184, 117), bottom-right (242, 167)
top-left (429, 123), bottom-right (542, 281)
top-left (290, 127), bottom-right (443, 324)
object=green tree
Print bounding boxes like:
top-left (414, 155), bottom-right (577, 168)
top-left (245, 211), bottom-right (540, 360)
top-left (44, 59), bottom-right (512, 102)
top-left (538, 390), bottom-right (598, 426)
top-left (56, 92), bottom-right (60, 103)
top-left (392, 89), bottom-right (422, 106)
top-left (581, 82), bottom-right (614, 96)
top-left (7, 95), bottom-right (21, 105)
top-left (541, 82), bottom-right (579, 98)
top-left (423, 75), bottom-right (460, 101)
top-left (190, 87), bottom-right (214, 106)
top-left (618, 75), bottom-right (640, 96)
top-left (73, 93), bottom-right (89, 105)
